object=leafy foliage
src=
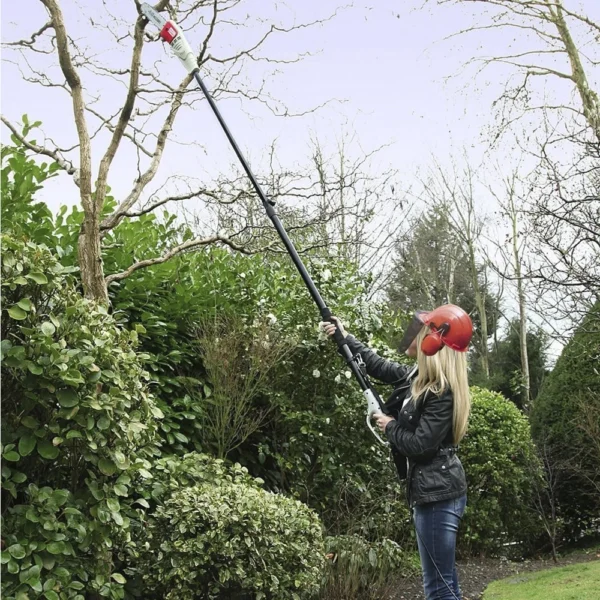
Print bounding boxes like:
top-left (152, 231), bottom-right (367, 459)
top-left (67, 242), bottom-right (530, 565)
top-left (104, 210), bottom-right (410, 540)
top-left (1, 235), bottom-right (161, 599)
top-left (459, 387), bottom-right (541, 555)
top-left (1, 139), bottom-right (56, 245)
top-left (1, 128), bottom-right (83, 267)
top-left (134, 454), bottom-right (324, 600)
top-left (530, 302), bottom-right (600, 537)
top-left (320, 534), bottom-right (419, 600)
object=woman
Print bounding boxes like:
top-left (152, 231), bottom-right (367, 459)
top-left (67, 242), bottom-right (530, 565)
top-left (321, 305), bottom-right (472, 600)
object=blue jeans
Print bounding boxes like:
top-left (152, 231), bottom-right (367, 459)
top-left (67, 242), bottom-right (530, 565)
top-left (413, 495), bottom-right (467, 600)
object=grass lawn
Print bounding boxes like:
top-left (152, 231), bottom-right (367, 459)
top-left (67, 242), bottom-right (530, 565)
top-left (482, 559), bottom-right (600, 600)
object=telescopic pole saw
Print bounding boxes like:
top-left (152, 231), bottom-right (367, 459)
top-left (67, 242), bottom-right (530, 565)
top-left (140, 3), bottom-right (387, 444)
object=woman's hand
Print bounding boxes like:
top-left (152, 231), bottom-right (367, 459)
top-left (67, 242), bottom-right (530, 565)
top-left (320, 316), bottom-right (348, 339)
top-left (373, 412), bottom-right (395, 433)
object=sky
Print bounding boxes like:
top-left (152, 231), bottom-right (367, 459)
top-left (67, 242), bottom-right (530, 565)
top-left (2, 0), bottom-right (569, 209)
top-left (1, 0), bottom-right (599, 357)
top-left (3, 1), bottom-right (597, 206)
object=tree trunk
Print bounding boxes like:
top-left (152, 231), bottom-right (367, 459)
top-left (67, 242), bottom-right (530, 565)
top-left (41, 0), bottom-right (107, 302)
top-left (550, 1), bottom-right (600, 143)
top-left (447, 254), bottom-right (456, 304)
top-left (78, 217), bottom-right (108, 303)
top-left (514, 238), bottom-right (530, 408)
top-left (509, 185), bottom-right (530, 408)
top-left (469, 248), bottom-right (489, 378)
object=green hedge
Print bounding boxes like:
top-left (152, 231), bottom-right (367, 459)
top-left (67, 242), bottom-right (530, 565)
top-left (1, 235), bottom-right (161, 599)
top-left (459, 387), bottom-right (541, 555)
top-left (530, 302), bottom-right (600, 538)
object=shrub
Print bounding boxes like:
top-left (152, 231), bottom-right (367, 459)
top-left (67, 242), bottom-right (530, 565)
top-left (132, 451), bottom-right (264, 506)
top-left (104, 213), bottom-right (409, 541)
top-left (1, 235), bottom-right (161, 599)
top-left (459, 386), bottom-right (541, 555)
top-left (135, 454), bottom-right (324, 600)
top-left (320, 534), bottom-right (419, 600)
top-left (530, 302), bottom-right (600, 538)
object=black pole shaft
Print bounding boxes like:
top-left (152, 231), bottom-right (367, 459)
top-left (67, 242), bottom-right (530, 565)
top-left (193, 74), bottom-right (326, 306)
top-left (191, 70), bottom-right (381, 401)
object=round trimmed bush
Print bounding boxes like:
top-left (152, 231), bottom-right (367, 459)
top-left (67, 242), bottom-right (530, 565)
top-left (138, 470), bottom-right (324, 600)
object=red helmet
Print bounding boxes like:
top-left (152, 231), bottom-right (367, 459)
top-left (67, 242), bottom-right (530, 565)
top-left (398, 304), bottom-right (473, 356)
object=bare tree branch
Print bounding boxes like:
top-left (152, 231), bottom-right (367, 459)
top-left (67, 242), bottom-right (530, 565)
top-left (99, 72), bottom-right (194, 234)
top-left (427, 0), bottom-right (600, 143)
top-left (94, 10), bottom-right (147, 208)
top-left (2, 21), bottom-right (53, 47)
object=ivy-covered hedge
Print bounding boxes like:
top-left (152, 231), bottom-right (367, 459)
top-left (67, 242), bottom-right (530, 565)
top-left (1, 235), bottom-right (161, 599)
top-left (459, 387), bottom-right (541, 555)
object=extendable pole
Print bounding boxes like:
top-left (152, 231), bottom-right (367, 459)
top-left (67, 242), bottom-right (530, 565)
top-left (141, 4), bottom-right (387, 443)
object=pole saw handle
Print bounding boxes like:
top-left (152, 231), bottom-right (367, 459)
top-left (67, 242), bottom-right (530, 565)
top-left (364, 389), bottom-right (388, 445)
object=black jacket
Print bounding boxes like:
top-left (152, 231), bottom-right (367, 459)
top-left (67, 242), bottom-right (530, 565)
top-left (344, 335), bottom-right (467, 507)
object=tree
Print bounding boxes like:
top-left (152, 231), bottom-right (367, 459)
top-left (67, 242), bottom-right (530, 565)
top-left (387, 204), bottom-right (470, 310)
top-left (486, 171), bottom-right (535, 408)
top-left (526, 436), bottom-right (568, 562)
top-left (506, 177), bottom-right (531, 406)
top-left (206, 133), bottom-right (409, 291)
top-left (421, 0), bottom-right (600, 332)
top-left (435, 164), bottom-right (493, 377)
top-left (1, 0), bottom-right (343, 302)
top-left (386, 201), bottom-right (497, 367)
top-left (425, 0), bottom-right (600, 144)
top-left (526, 141), bottom-right (600, 331)
top-left (487, 320), bottom-right (549, 409)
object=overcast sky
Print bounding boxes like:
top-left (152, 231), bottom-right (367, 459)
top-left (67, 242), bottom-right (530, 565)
top-left (6, 0), bottom-right (597, 212)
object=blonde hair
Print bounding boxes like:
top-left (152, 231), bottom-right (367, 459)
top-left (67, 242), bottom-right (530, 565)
top-left (411, 327), bottom-right (471, 443)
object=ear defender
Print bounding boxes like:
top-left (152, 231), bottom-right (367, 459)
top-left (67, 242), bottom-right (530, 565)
top-left (421, 329), bottom-right (445, 356)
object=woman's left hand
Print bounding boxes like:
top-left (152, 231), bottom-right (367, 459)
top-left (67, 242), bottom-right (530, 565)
top-left (373, 412), bottom-right (395, 433)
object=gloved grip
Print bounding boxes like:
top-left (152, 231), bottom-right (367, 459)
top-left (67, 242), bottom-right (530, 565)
top-left (321, 307), bottom-right (347, 346)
